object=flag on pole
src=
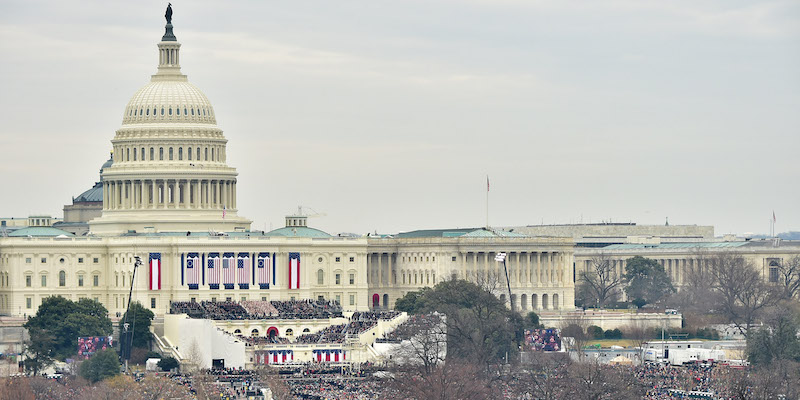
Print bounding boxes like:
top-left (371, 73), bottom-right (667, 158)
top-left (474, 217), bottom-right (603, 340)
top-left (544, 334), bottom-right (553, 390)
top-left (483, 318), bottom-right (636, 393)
top-left (222, 205), bottom-right (226, 219)
top-left (773, 211), bottom-right (777, 223)
top-left (149, 253), bottom-right (161, 290)
top-left (495, 252), bottom-right (507, 262)
top-left (487, 176), bottom-right (490, 192)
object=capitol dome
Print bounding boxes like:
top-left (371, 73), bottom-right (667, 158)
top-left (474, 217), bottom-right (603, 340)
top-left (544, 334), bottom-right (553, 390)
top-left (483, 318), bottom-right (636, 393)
top-left (122, 80), bottom-right (216, 125)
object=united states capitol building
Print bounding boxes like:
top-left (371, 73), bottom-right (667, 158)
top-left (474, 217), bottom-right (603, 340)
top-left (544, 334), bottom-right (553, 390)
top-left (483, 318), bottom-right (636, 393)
top-left (0, 18), bottom-right (576, 319)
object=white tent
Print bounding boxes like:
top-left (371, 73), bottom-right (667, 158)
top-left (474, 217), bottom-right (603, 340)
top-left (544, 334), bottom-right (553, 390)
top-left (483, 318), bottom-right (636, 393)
top-left (145, 358), bottom-right (161, 372)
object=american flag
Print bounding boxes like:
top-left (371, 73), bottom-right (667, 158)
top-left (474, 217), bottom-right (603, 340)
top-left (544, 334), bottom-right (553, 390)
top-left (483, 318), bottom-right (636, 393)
top-left (257, 253), bottom-right (271, 286)
top-left (222, 254), bottom-right (236, 285)
top-left (237, 253), bottom-right (251, 286)
top-left (186, 254), bottom-right (201, 286)
top-left (207, 254), bottom-right (220, 285)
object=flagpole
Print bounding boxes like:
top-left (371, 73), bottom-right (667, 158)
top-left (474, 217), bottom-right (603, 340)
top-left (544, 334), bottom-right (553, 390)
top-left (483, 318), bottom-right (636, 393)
top-left (486, 175), bottom-right (489, 229)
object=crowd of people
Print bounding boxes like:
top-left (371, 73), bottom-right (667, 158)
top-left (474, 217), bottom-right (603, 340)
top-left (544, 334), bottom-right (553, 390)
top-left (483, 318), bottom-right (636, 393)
top-left (236, 334), bottom-right (289, 345)
top-left (636, 363), bottom-right (731, 399)
top-left (288, 377), bottom-right (389, 400)
top-left (169, 299), bottom-right (344, 320)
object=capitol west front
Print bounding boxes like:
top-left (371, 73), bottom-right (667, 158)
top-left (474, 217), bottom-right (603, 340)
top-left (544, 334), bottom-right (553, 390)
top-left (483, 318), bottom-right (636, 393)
top-left (0, 16), bottom-right (575, 318)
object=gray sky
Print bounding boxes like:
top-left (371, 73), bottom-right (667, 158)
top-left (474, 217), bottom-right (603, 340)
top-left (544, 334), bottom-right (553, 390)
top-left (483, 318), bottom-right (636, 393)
top-left (1, 0), bottom-right (798, 236)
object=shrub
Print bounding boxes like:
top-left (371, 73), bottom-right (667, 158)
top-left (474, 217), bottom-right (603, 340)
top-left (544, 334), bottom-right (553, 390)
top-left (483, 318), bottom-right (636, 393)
top-left (157, 357), bottom-right (179, 372)
top-left (587, 325), bottom-right (604, 339)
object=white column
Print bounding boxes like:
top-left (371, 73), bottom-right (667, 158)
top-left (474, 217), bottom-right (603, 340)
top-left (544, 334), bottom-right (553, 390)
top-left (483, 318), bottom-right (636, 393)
top-left (378, 254), bottom-right (383, 287)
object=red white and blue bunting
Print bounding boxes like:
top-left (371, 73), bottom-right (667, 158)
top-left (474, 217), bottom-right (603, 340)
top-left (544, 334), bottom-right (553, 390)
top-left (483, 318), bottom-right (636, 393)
top-left (288, 252), bottom-right (301, 289)
top-left (313, 349), bottom-right (346, 362)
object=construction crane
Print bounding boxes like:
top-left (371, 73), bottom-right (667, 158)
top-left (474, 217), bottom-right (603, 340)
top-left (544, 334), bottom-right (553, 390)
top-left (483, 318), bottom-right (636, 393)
top-left (294, 206), bottom-right (326, 219)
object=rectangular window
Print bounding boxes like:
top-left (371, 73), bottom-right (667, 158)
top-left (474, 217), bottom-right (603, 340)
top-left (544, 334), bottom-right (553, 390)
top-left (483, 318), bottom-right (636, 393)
top-left (41, 257), bottom-right (46, 263)
top-left (78, 258), bottom-right (84, 264)
top-left (78, 275), bottom-right (84, 287)
top-left (226, 297), bottom-right (232, 302)
top-left (452, 256), bottom-right (457, 262)
top-left (349, 294), bottom-right (355, 306)
top-left (26, 275), bottom-right (31, 287)
top-left (261, 296), bottom-right (267, 301)
top-left (26, 258), bottom-right (32, 264)
top-left (349, 257), bottom-right (354, 262)
top-left (151, 298), bottom-right (156, 309)
top-left (335, 294), bottom-right (341, 304)
top-left (335, 273), bottom-right (341, 285)
top-left (211, 297), bottom-right (217, 302)
top-left (349, 274), bottom-right (355, 285)
top-left (93, 258), bottom-right (99, 263)
top-left (191, 297), bottom-right (196, 303)
top-left (318, 295), bottom-right (325, 302)
top-left (26, 297), bottom-right (32, 309)
top-left (335, 257), bottom-right (341, 263)
top-left (241, 296), bottom-right (247, 302)
top-left (41, 275), bottom-right (47, 287)
top-left (769, 267), bottom-right (779, 283)
top-left (93, 275), bottom-right (99, 287)
top-left (94, 297), bottom-right (99, 303)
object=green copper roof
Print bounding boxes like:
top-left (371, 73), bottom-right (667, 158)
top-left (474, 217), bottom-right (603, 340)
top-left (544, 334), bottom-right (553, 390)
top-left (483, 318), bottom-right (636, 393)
top-left (397, 228), bottom-right (528, 238)
top-left (264, 226), bottom-right (332, 238)
top-left (8, 227), bottom-right (74, 237)
top-left (602, 242), bottom-right (749, 250)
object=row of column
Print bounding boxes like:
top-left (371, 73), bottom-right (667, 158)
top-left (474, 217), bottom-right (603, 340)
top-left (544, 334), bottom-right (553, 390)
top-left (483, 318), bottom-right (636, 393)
top-left (103, 179), bottom-right (236, 211)
top-left (366, 251), bottom-right (571, 288)
top-left (458, 251), bottom-right (568, 287)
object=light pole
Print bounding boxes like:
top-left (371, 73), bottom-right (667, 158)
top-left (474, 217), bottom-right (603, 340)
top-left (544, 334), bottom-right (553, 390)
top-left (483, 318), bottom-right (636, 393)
top-left (121, 256), bottom-right (142, 372)
top-left (495, 253), bottom-right (513, 311)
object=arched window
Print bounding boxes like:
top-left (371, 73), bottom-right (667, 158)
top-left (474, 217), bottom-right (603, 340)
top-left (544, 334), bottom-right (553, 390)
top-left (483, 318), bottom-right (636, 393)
top-left (146, 108), bottom-right (149, 116)
top-left (169, 147), bottom-right (173, 160)
top-left (251, 329), bottom-right (259, 337)
top-left (176, 107), bottom-right (180, 116)
top-left (196, 147), bottom-right (200, 161)
top-left (59, 270), bottom-right (66, 287)
top-left (178, 147), bottom-right (183, 160)
top-left (205, 148), bottom-right (208, 161)
top-left (184, 107), bottom-right (188, 115)
top-left (133, 148), bottom-right (137, 161)
top-left (211, 148), bottom-right (215, 161)
top-left (317, 269), bottom-right (324, 285)
top-left (188, 147), bottom-right (192, 160)
top-left (168, 107), bottom-right (172, 115)
top-left (191, 108), bottom-right (195, 115)
top-left (159, 147), bottom-right (164, 160)
top-left (150, 148), bottom-right (154, 161)
top-left (126, 148), bottom-right (130, 161)
top-left (160, 107), bottom-right (164, 116)
top-left (141, 147), bottom-right (145, 160)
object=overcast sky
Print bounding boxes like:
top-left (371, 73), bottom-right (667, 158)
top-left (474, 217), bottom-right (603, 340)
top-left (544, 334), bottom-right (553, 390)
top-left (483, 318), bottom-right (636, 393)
top-left (1, 0), bottom-right (798, 236)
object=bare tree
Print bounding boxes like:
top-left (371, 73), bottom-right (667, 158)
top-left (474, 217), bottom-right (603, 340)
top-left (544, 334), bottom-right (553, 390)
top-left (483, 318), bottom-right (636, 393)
top-left (560, 314), bottom-right (590, 361)
top-left (183, 339), bottom-right (203, 373)
top-left (562, 361), bottom-right (644, 400)
top-left (578, 254), bottom-right (623, 308)
top-left (391, 361), bottom-right (497, 400)
top-left (389, 315), bottom-right (447, 375)
top-left (622, 321), bottom-right (650, 362)
top-left (774, 255), bottom-right (800, 300)
top-left (511, 353), bottom-right (571, 399)
top-left (254, 367), bottom-right (293, 400)
top-left (709, 253), bottom-right (779, 334)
